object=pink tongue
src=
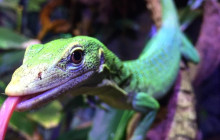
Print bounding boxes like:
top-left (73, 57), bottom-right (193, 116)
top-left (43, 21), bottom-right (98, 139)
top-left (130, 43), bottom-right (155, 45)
top-left (0, 96), bottom-right (21, 140)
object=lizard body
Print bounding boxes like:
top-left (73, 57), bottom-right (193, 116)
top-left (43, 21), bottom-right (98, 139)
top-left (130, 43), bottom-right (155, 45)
top-left (5, 0), bottom-right (199, 139)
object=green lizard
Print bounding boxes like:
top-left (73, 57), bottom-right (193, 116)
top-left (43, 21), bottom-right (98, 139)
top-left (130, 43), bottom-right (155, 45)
top-left (5, 0), bottom-right (199, 139)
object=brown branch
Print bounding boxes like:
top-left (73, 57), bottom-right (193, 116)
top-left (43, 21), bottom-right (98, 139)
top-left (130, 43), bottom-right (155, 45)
top-left (166, 64), bottom-right (198, 140)
top-left (146, 63), bottom-right (198, 140)
top-left (145, 0), bottom-right (162, 29)
top-left (37, 0), bottom-right (70, 40)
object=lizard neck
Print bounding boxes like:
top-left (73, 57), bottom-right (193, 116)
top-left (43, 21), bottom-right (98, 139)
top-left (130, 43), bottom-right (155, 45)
top-left (102, 48), bottom-right (132, 87)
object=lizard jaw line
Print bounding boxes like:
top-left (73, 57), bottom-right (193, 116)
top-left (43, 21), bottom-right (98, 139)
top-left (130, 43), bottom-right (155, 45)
top-left (15, 71), bottom-right (94, 111)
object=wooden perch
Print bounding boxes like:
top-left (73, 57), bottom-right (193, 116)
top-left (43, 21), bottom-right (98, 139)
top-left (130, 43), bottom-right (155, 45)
top-left (167, 64), bottom-right (198, 140)
top-left (146, 63), bottom-right (198, 140)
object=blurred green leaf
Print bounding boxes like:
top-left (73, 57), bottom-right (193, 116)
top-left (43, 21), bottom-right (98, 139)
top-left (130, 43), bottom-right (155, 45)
top-left (28, 101), bottom-right (63, 129)
top-left (89, 107), bottom-right (128, 140)
top-left (62, 96), bottom-right (86, 112)
top-left (0, 50), bottom-right (24, 93)
top-left (57, 127), bottom-right (90, 140)
top-left (59, 34), bottom-right (73, 39)
top-left (179, 7), bottom-right (202, 30)
top-left (0, 27), bottom-right (29, 50)
top-left (0, 94), bottom-right (6, 105)
top-left (113, 110), bottom-right (134, 140)
top-left (0, 0), bottom-right (20, 10)
top-left (10, 112), bottom-right (37, 136)
top-left (27, 0), bottom-right (46, 12)
top-left (0, 50), bottom-right (24, 75)
top-left (0, 81), bottom-right (7, 93)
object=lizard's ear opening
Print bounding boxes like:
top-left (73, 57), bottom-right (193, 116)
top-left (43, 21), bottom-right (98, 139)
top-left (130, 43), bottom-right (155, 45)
top-left (98, 48), bottom-right (105, 73)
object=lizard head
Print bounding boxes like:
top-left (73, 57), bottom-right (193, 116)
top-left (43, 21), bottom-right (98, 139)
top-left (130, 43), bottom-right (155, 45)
top-left (5, 36), bottom-right (108, 111)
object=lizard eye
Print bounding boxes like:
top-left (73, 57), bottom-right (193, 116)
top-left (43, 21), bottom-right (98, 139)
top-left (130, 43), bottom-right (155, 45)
top-left (71, 49), bottom-right (84, 64)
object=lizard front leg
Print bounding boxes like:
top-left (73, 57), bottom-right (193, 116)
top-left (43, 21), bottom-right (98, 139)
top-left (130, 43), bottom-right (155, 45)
top-left (130, 92), bottom-right (160, 140)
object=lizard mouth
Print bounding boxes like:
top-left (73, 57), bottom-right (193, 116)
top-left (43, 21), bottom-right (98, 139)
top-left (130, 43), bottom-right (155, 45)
top-left (16, 85), bottom-right (64, 111)
top-left (15, 71), bottom-right (94, 111)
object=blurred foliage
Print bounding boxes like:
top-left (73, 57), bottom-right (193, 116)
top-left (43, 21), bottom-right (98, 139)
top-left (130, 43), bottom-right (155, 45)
top-left (0, 95), bottom-right (6, 104)
top-left (57, 127), bottom-right (90, 140)
top-left (27, 101), bottom-right (63, 129)
top-left (179, 6), bottom-right (202, 30)
top-left (0, 51), bottom-right (24, 75)
top-left (27, 0), bottom-right (47, 12)
top-left (0, 27), bottom-right (28, 50)
top-left (10, 111), bottom-right (36, 136)
top-left (0, 0), bottom-right (20, 10)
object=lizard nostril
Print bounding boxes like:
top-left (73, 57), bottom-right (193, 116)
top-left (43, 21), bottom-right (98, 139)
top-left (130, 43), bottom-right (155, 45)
top-left (38, 72), bottom-right (42, 80)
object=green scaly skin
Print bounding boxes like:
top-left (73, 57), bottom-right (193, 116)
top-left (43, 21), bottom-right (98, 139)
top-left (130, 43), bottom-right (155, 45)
top-left (5, 0), bottom-right (199, 139)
